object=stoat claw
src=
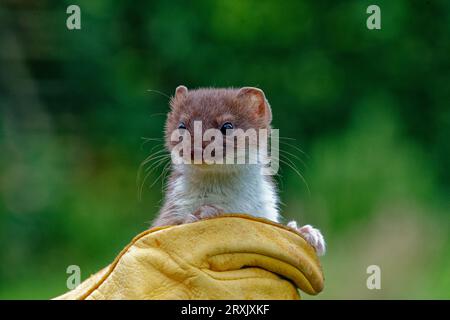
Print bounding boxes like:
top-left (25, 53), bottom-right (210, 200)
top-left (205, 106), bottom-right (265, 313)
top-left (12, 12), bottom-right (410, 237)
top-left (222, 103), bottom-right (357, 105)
top-left (287, 221), bottom-right (326, 256)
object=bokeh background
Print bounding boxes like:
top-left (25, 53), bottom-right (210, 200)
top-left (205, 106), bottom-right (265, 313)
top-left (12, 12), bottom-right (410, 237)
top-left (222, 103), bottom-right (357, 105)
top-left (0, 0), bottom-right (449, 299)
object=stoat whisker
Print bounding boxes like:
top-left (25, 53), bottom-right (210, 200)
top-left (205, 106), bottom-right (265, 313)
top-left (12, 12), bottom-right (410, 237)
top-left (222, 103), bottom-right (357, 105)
top-left (146, 89), bottom-right (171, 100)
top-left (141, 137), bottom-right (164, 142)
top-left (138, 161), bottom-right (164, 200)
top-left (137, 149), bottom-right (168, 184)
top-left (271, 155), bottom-right (310, 195)
top-left (279, 149), bottom-right (308, 169)
top-left (140, 138), bottom-right (164, 150)
top-left (141, 149), bottom-right (167, 166)
top-left (143, 154), bottom-right (170, 172)
top-left (149, 159), bottom-right (172, 190)
top-left (138, 155), bottom-right (170, 200)
top-left (279, 139), bottom-right (309, 157)
top-left (161, 161), bottom-right (172, 192)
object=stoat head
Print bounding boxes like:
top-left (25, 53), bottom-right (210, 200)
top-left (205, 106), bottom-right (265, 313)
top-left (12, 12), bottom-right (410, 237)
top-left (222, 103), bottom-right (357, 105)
top-left (165, 86), bottom-right (273, 174)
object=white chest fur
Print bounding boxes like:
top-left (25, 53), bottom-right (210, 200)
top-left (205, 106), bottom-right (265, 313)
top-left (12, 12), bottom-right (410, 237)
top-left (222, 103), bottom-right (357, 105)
top-left (168, 165), bottom-right (280, 222)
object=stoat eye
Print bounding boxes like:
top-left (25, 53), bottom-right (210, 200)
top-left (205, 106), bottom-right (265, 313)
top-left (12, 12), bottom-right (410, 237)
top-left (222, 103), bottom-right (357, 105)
top-left (220, 122), bottom-right (233, 134)
top-left (178, 122), bottom-right (187, 130)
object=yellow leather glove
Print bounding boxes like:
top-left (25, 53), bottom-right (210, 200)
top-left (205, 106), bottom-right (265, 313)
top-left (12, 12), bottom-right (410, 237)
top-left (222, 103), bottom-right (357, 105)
top-left (55, 214), bottom-right (324, 300)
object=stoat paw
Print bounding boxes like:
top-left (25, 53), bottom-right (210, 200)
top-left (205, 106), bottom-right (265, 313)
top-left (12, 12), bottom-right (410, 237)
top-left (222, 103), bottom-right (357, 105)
top-left (287, 221), bottom-right (326, 256)
top-left (193, 204), bottom-right (224, 220)
top-left (183, 213), bottom-right (200, 224)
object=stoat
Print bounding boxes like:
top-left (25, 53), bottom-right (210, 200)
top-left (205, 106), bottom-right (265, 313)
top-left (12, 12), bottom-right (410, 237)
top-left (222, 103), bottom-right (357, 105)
top-left (151, 86), bottom-right (325, 256)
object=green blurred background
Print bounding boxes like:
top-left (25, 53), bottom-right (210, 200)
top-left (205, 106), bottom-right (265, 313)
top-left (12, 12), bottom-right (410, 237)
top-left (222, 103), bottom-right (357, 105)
top-left (0, 0), bottom-right (449, 299)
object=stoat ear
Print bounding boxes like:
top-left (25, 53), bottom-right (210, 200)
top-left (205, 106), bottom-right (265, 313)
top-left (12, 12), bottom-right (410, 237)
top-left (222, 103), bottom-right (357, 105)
top-left (175, 85), bottom-right (188, 99)
top-left (237, 87), bottom-right (272, 123)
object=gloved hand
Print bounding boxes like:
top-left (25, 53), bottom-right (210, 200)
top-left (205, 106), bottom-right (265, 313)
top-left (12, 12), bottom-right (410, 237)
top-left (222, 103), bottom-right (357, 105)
top-left (55, 214), bottom-right (324, 300)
